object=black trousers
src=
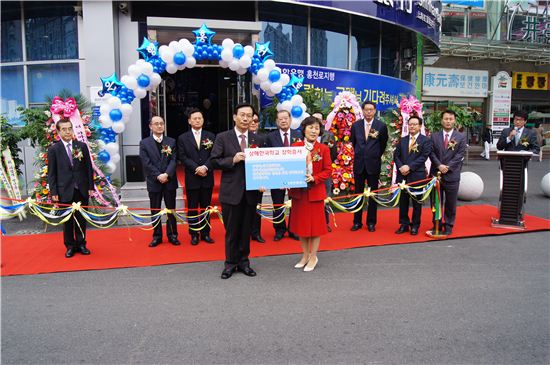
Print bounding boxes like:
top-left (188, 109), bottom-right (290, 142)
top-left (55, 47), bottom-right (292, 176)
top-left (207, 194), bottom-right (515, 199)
top-left (251, 191), bottom-right (263, 237)
top-left (432, 181), bottom-right (459, 230)
top-left (270, 188), bottom-right (289, 234)
top-left (353, 170), bottom-right (380, 226)
top-left (186, 187), bottom-right (213, 235)
top-left (221, 196), bottom-right (256, 271)
top-left (149, 189), bottom-right (178, 240)
top-left (398, 192), bottom-right (422, 228)
top-left (62, 188), bottom-right (88, 249)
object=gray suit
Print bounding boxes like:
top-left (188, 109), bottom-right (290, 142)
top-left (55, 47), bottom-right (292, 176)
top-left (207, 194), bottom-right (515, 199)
top-left (429, 130), bottom-right (467, 232)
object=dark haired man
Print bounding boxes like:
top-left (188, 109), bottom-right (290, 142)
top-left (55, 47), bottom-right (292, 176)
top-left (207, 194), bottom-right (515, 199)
top-left (350, 101), bottom-right (388, 232)
top-left (47, 119), bottom-right (94, 258)
top-left (496, 110), bottom-right (539, 154)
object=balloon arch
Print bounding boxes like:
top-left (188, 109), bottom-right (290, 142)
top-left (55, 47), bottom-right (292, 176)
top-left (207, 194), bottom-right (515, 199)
top-left (96, 24), bottom-right (308, 174)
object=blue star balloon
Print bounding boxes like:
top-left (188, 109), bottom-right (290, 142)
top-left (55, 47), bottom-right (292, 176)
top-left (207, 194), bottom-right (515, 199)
top-left (288, 74), bottom-right (304, 95)
top-left (192, 24), bottom-right (216, 45)
top-left (136, 37), bottom-right (159, 61)
top-left (99, 73), bottom-right (124, 97)
top-left (254, 42), bottom-right (274, 62)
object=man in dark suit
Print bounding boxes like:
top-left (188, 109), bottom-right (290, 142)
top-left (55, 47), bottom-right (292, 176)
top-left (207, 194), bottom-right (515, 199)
top-left (211, 103), bottom-right (262, 279)
top-left (350, 101), bottom-right (389, 232)
top-left (497, 110), bottom-right (540, 155)
top-left (139, 116), bottom-right (180, 247)
top-left (429, 109), bottom-right (467, 236)
top-left (248, 112), bottom-right (266, 243)
top-left (265, 109), bottom-right (300, 241)
top-left (394, 115), bottom-right (433, 236)
top-left (177, 108), bottom-right (216, 245)
top-left (47, 119), bottom-right (94, 258)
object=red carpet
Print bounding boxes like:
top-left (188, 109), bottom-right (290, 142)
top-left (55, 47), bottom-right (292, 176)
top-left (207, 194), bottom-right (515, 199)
top-left (1, 205), bottom-right (549, 276)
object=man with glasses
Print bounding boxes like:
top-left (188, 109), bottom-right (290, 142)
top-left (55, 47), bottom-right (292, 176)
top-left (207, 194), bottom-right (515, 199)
top-left (248, 112), bottom-right (267, 243)
top-left (497, 110), bottom-right (539, 155)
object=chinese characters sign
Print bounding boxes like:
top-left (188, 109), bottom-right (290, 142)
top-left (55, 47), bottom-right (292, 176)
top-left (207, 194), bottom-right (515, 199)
top-left (489, 71), bottom-right (512, 140)
top-left (422, 67), bottom-right (489, 97)
top-left (512, 72), bottom-right (549, 90)
top-left (245, 147), bottom-right (307, 190)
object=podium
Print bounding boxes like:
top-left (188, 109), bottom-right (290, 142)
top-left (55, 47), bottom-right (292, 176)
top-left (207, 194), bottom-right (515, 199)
top-left (492, 151), bottom-right (532, 229)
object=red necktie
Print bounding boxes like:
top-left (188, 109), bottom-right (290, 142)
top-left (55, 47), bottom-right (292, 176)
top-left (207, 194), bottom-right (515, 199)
top-left (239, 134), bottom-right (247, 152)
top-left (283, 132), bottom-right (289, 147)
top-left (444, 133), bottom-right (449, 149)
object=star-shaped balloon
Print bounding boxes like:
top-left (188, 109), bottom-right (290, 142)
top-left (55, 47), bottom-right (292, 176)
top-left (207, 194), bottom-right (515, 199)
top-left (192, 24), bottom-right (216, 45)
top-left (254, 42), bottom-right (274, 62)
top-left (136, 37), bottom-right (159, 61)
top-left (288, 74), bottom-right (304, 95)
top-left (99, 73), bottom-right (124, 97)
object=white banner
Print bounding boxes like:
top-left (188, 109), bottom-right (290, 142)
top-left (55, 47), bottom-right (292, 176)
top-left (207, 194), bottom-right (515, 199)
top-left (489, 71), bottom-right (512, 143)
top-left (423, 67), bottom-right (489, 97)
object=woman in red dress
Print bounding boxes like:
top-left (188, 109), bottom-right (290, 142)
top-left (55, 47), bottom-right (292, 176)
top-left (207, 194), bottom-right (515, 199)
top-left (289, 116), bottom-right (332, 271)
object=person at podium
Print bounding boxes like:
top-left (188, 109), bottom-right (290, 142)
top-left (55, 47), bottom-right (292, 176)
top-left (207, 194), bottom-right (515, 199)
top-left (496, 110), bottom-right (540, 155)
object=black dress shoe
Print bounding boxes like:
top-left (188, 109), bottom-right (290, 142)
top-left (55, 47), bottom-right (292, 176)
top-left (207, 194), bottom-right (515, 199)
top-left (350, 223), bottom-right (363, 231)
top-left (395, 225), bottom-right (409, 234)
top-left (65, 247), bottom-right (76, 258)
top-left (273, 232), bottom-right (284, 241)
top-left (288, 232), bottom-right (300, 241)
top-left (252, 235), bottom-right (266, 243)
top-left (410, 227), bottom-right (419, 235)
top-left (78, 245), bottom-right (91, 255)
top-left (367, 224), bottom-right (376, 232)
top-left (221, 268), bottom-right (235, 279)
top-left (238, 266), bottom-right (257, 277)
top-left (169, 238), bottom-right (181, 246)
top-left (149, 239), bottom-right (161, 247)
top-left (190, 235), bottom-right (199, 245)
top-left (201, 235), bottom-right (215, 244)
top-left (443, 229), bottom-right (452, 236)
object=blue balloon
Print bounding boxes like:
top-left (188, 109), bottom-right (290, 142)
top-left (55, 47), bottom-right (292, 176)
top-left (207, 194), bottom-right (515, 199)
top-left (173, 52), bottom-right (186, 65)
top-left (98, 151), bottom-right (110, 163)
top-left (269, 70), bottom-right (281, 82)
top-left (109, 109), bottom-right (123, 122)
top-left (233, 44), bottom-right (244, 59)
top-left (212, 50), bottom-right (219, 59)
top-left (137, 74), bottom-right (150, 88)
top-left (291, 106), bottom-right (303, 118)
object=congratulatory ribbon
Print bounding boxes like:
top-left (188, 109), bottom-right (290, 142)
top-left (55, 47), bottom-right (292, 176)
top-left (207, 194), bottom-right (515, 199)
top-left (0, 177), bottom-right (440, 230)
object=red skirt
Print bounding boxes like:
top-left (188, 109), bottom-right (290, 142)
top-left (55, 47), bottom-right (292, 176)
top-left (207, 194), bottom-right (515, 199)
top-left (289, 198), bottom-right (328, 237)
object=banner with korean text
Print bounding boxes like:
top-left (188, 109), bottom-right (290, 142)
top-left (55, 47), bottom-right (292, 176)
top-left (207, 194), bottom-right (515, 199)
top-left (245, 147), bottom-right (307, 190)
top-left (423, 67), bottom-right (488, 97)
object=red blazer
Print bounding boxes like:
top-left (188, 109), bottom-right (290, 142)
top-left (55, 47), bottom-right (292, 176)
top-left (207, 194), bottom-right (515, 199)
top-left (289, 141), bottom-right (332, 202)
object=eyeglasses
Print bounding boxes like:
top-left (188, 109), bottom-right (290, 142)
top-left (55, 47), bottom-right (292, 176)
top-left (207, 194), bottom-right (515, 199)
top-left (151, 122), bottom-right (165, 126)
top-left (250, 120), bottom-right (259, 124)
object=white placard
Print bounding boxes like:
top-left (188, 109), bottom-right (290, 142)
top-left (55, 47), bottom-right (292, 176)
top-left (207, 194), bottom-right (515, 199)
top-left (489, 71), bottom-right (512, 143)
top-left (422, 67), bottom-right (489, 97)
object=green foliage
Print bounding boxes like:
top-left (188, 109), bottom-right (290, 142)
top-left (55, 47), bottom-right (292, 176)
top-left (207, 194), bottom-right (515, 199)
top-left (299, 87), bottom-right (334, 117)
top-left (18, 106), bottom-right (50, 148)
top-left (0, 115), bottom-right (24, 176)
top-left (424, 105), bottom-right (478, 133)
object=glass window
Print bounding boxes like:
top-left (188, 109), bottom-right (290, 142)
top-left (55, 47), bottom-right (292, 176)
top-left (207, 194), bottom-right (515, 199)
top-left (0, 66), bottom-right (25, 125)
top-left (381, 23), bottom-right (399, 78)
top-left (468, 11), bottom-right (487, 38)
top-left (310, 8), bottom-right (349, 69)
top-left (1, 1), bottom-right (23, 62)
top-left (351, 16), bottom-right (379, 73)
top-left (24, 1), bottom-right (78, 61)
top-left (442, 10), bottom-right (465, 37)
top-left (28, 63), bottom-right (79, 103)
top-left (258, 2), bottom-right (307, 65)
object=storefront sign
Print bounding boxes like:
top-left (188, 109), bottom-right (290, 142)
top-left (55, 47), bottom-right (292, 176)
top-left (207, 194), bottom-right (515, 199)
top-left (512, 72), bottom-right (549, 90)
top-left (245, 147), bottom-right (307, 190)
top-left (261, 63), bottom-right (415, 115)
top-left (422, 67), bottom-right (489, 97)
top-left (489, 71), bottom-right (512, 142)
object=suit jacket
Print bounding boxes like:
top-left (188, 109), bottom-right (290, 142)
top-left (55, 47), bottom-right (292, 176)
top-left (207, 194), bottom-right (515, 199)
top-left (429, 130), bottom-right (467, 183)
top-left (139, 136), bottom-right (178, 193)
top-left (496, 127), bottom-right (540, 154)
top-left (177, 129), bottom-right (215, 190)
top-left (394, 133), bottom-right (433, 183)
top-left (47, 140), bottom-right (94, 202)
top-left (320, 130), bottom-right (338, 162)
top-left (210, 129), bottom-right (262, 206)
top-left (289, 141), bottom-right (332, 202)
top-left (265, 128), bottom-right (302, 148)
top-left (351, 118), bottom-right (389, 176)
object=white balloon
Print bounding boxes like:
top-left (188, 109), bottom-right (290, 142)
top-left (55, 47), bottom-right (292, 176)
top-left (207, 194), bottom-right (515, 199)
top-left (108, 96), bottom-right (121, 108)
top-left (300, 103), bottom-right (307, 112)
top-left (106, 161), bottom-right (116, 174)
top-left (276, 103), bottom-right (283, 111)
top-left (120, 103), bottom-right (132, 115)
top-left (239, 56), bottom-right (252, 69)
top-left (229, 60), bottom-right (240, 71)
top-left (109, 153), bottom-right (120, 164)
top-left (260, 80), bottom-right (271, 91)
top-left (244, 45), bottom-right (254, 57)
top-left (168, 40), bottom-right (179, 49)
top-left (165, 63), bottom-right (177, 74)
top-left (159, 48), bottom-right (174, 63)
top-left (100, 118), bottom-right (113, 128)
top-left (185, 57), bottom-right (196, 68)
top-left (222, 38), bottom-right (234, 48)
top-left (128, 64), bottom-right (140, 77)
top-left (149, 73), bottom-right (162, 87)
top-left (265, 90), bottom-right (275, 97)
top-left (121, 75), bottom-right (137, 90)
top-left (282, 100), bottom-right (293, 111)
top-left (264, 59), bottom-right (276, 69)
top-left (270, 82), bottom-right (283, 94)
top-left (221, 48), bottom-right (233, 62)
top-left (179, 38), bottom-right (192, 47)
top-left (111, 121), bottom-right (126, 133)
top-left (290, 119), bottom-right (301, 130)
top-left (257, 68), bottom-right (269, 82)
top-left (183, 43), bottom-right (195, 56)
top-left (279, 73), bottom-right (290, 86)
top-left (236, 68), bottom-right (247, 75)
top-left (219, 60), bottom-right (229, 68)
top-left (141, 61), bottom-right (153, 75)
top-left (97, 140), bottom-right (106, 150)
top-left (105, 142), bottom-right (119, 155)
top-left (134, 88), bottom-right (147, 99)
top-left (99, 104), bottom-right (110, 115)
top-left (291, 94), bottom-right (303, 105)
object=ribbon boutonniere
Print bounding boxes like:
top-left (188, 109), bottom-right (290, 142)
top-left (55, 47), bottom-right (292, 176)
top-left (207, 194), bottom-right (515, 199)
top-left (292, 137), bottom-right (302, 143)
top-left (72, 147), bottom-right (84, 161)
top-left (368, 129), bottom-right (379, 139)
top-left (312, 150), bottom-right (322, 162)
top-left (248, 143), bottom-right (259, 148)
top-left (201, 138), bottom-right (213, 150)
top-left (409, 144), bottom-right (419, 154)
top-left (520, 137), bottom-right (530, 147)
top-left (161, 145), bottom-right (172, 156)
top-left (447, 139), bottom-right (457, 150)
